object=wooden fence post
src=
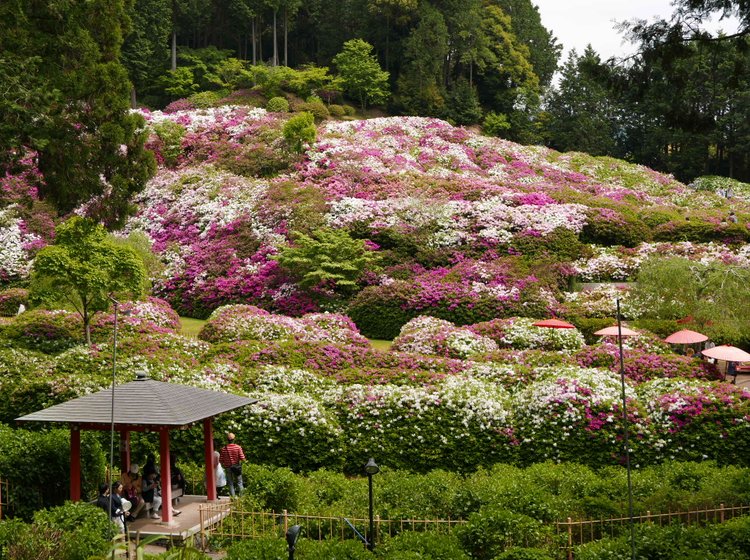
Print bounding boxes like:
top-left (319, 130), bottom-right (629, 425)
top-left (283, 509), bottom-right (288, 535)
top-left (567, 517), bottom-right (573, 560)
top-left (720, 503), bottom-right (725, 523)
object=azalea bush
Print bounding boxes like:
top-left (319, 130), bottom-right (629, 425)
top-left (469, 317), bottom-right (585, 351)
top-left (638, 378), bottom-right (750, 464)
top-left (0, 287), bottom-right (29, 316)
top-left (392, 316), bottom-right (499, 359)
top-left (512, 367), bottom-right (651, 467)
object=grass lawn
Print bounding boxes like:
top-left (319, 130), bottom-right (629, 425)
top-left (369, 339), bottom-right (393, 351)
top-left (179, 316), bottom-right (206, 337)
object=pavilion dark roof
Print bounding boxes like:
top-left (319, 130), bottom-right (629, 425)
top-left (16, 378), bottom-right (257, 427)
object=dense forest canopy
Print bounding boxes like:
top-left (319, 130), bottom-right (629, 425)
top-left (5, 0), bottom-right (750, 202)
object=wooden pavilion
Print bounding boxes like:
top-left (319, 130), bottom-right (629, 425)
top-left (16, 373), bottom-right (256, 525)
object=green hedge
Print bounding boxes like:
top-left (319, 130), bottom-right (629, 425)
top-left (0, 502), bottom-right (113, 560)
top-left (0, 426), bottom-right (105, 519)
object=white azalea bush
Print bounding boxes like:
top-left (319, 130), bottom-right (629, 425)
top-left (328, 378), bottom-right (516, 472)
top-left (496, 317), bottom-right (585, 351)
top-left (513, 366), bottom-right (650, 467)
top-left (391, 316), bottom-right (499, 359)
top-left (226, 391), bottom-right (345, 471)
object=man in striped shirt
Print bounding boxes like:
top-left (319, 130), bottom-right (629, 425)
top-left (219, 432), bottom-right (246, 497)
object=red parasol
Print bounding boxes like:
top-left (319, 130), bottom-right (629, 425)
top-left (701, 345), bottom-right (750, 363)
top-left (532, 318), bottom-right (576, 329)
top-left (664, 329), bottom-right (709, 344)
top-left (594, 326), bottom-right (639, 337)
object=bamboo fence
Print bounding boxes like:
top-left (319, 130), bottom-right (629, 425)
top-left (199, 500), bottom-right (750, 559)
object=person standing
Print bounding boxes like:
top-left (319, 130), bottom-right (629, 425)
top-left (213, 440), bottom-right (227, 496)
top-left (219, 432), bottom-right (246, 497)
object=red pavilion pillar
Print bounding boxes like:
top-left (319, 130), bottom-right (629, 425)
top-left (70, 427), bottom-right (81, 501)
top-left (159, 428), bottom-right (172, 523)
top-left (204, 418), bottom-right (217, 500)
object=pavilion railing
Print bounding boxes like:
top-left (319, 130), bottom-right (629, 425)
top-left (199, 500), bottom-right (750, 559)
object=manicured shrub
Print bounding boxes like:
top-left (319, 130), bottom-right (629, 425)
top-left (456, 506), bottom-right (551, 560)
top-left (328, 104), bottom-right (346, 117)
top-left (226, 537), bottom-right (286, 560)
top-left (580, 207), bottom-right (651, 247)
top-left (0, 288), bottom-right (29, 316)
top-left (342, 104), bottom-right (357, 116)
top-left (494, 548), bottom-right (555, 560)
top-left (653, 219), bottom-right (750, 243)
top-left (297, 100), bottom-right (329, 122)
top-left (188, 89), bottom-right (225, 108)
top-left (266, 96), bottom-right (290, 112)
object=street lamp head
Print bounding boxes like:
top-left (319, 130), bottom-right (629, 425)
top-left (286, 525), bottom-right (302, 547)
top-left (364, 457), bottom-right (379, 476)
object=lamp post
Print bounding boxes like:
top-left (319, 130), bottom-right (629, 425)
top-left (107, 296), bottom-right (120, 533)
top-left (364, 458), bottom-right (379, 552)
top-left (286, 525), bottom-right (302, 560)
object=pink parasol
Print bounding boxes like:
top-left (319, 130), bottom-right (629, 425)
top-left (701, 345), bottom-right (750, 363)
top-left (594, 326), bottom-right (639, 337)
top-left (664, 329), bottom-right (709, 344)
top-left (532, 318), bottom-right (576, 329)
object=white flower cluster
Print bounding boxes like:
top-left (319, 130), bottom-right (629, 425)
top-left (140, 105), bottom-right (269, 136)
top-left (392, 316), bottom-right (498, 359)
top-left (499, 318), bottom-right (585, 351)
top-left (0, 210), bottom-right (41, 280)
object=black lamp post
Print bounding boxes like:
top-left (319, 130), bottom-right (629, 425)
top-left (364, 458), bottom-right (379, 551)
top-left (286, 525), bottom-right (302, 560)
top-left (107, 296), bottom-right (120, 534)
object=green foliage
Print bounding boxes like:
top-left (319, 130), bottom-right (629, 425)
top-left (580, 208), bottom-right (651, 247)
top-left (333, 39), bottom-right (390, 110)
top-left (343, 105), bottom-right (357, 116)
top-left (266, 96), bottom-right (290, 112)
top-left (0, 288), bottom-right (29, 317)
top-left (456, 506), bottom-right (550, 560)
top-left (274, 228), bottom-right (379, 300)
top-left (29, 217), bottom-right (146, 344)
top-left (297, 100), bottom-right (329, 122)
top-left (446, 79), bottom-right (483, 125)
top-left (160, 67), bottom-right (200, 99)
top-left (0, 310), bottom-right (82, 353)
top-left (282, 112), bottom-right (317, 153)
top-left (575, 517), bottom-right (750, 560)
top-left (653, 219), bottom-right (750, 243)
top-left (482, 112), bottom-right (511, 137)
top-left (494, 548), bottom-right (555, 560)
top-left (0, 426), bottom-right (105, 519)
top-left (0, 0), bottom-right (156, 223)
top-left (380, 532), bottom-right (470, 560)
top-left (328, 104), bottom-right (346, 118)
top-left (634, 257), bottom-right (750, 336)
top-left (226, 537), bottom-right (287, 560)
top-left (153, 120), bottom-right (186, 168)
top-left (31, 502), bottom-right (114, 560)
top-left (188, 90), bottom-right (226, 109)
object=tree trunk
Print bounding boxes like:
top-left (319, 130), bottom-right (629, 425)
top-left (258, 15), bottom-right (263, 62)
top-left (284, 8), bottom-right (288, 67)
top-left (385, 13), bottom-right (390, 72)
top-left (171, 30), bottom-right (177, 71)
top-left (252, 18), bottom-right (257, 64)
top-left (84, 309), bottom-right (91, 346)
top-left (273, 9), bottom-right (278, 66)
top-left (130, 87), bottom-right (137, 109)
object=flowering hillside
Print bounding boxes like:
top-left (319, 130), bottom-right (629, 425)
top-left (2, 107), bottom-right (748, 333)
top-left (1, 104), bottom-right (750, 473)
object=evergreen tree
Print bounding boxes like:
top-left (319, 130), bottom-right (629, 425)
top-left (0, 0), bottom-right (155, 225)
top-left (547, 47), bottom-right (619, 156)
top-left (332, 39), bottom-right (390, 109)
